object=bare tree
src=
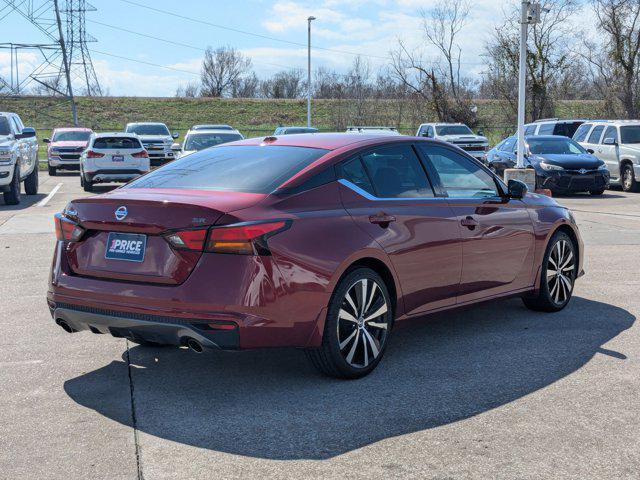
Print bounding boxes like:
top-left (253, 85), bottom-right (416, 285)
top-left (232, 72), bottom-right (259, 98)
top-left (391, 0), bottom-right (476, 125)
top-left (483, 0), bottom-right (580, 121)
top-left (175, 81), bottom-right (200, 98)
top-left (200, 46), bottom-right (252, 97)
top-left (260, 69), bottom-right (304, 98)
top-left (584, 0), bottom-right (640, 117)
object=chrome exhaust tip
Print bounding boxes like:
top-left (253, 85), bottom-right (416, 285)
top-left (185, 338), bottom-right (204, 353)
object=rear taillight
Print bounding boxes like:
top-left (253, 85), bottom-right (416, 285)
top-left (163, 221), bottom-right (290, 255)
top-left (132, 150), bottom-right (149, 158)
top-left (206, 221), bottom-right (289, 255)
top-left (164, 229), bottom-right (208, 251)
top-left (54, 213), bottom-right (85, 242)
top-left (86, 150), bottom-right (104, 158)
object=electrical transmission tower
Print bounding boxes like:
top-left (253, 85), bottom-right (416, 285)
top-left (0, 0), bottom-right (102, 125)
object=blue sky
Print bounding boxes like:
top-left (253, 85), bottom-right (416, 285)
top-left (1, 0), bottom-right (527, 96)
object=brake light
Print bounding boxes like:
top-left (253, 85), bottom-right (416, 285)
top-left (206, 221), bottom-right (288, 255)
top-left (132, 150), bottom-right (149, 158)
top-left (54, 213), bottom-right (85, 242)
top-left (86, 150), bottom-right (104, 158)
top-left (164, 229), bottom-right (208, 251)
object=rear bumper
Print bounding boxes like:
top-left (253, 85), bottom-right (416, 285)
top-left (50, 302), bottom-right (239, 350)
top-left (85, 169), bottom-right (148, 183)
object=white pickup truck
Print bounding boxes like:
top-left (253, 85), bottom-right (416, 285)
top-left (0, 112), bottom-right (39, 205)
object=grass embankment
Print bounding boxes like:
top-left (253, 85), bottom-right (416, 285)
top-left (0, 95), bottom-right (606, 162)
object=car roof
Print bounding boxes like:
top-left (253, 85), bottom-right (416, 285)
top-left (192, 124), bottom-right (234, 130)
top-left (229, 132), bottom-right (428, 151)
top-left (126, 122), bottom-right (167, 126)
top-left (53, 127), bottom-right (93, 132)
top-left (186, 128), bottom-right (241, 135)
top-left (93, 132), bottom-right (140, 138)
top-left (525, 135), bottom-right (571, 140)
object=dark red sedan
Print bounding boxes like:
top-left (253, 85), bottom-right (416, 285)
top-left (48, 134), bottom-right (583, 378)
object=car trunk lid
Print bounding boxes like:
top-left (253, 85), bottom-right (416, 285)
top-left (65, 189), bottom-right (266, 284)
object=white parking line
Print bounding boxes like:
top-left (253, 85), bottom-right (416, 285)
top-left (37, 183), bottom-right (63, 207)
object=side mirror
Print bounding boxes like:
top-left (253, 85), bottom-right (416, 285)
top-left (43, 138), bottom-right (50, 143)
top-left (477, 129), bottom-right (484, 136)
top-left (171, 142), bottom-right (181, 151)
top-left (603, 137), bottom-right (617, 145)
top-left (508, 179), bottom-right (528, 199)
top-left (17, 127), bottom-right (36, 139)
top-left (172, 132), bottom-right (179, 139)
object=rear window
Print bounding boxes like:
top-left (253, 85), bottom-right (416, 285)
top-left (620, 126), bottom-right (640, 144)
top-left (553, 121), bottom-right (583, 137)
top-left (126, 145), bottom-right (329, 193)
top-left (93, 137), bottom-right (142, 149)
top-left (537, 123), bottom-right (555, 135)
top-left (184, 133), bottom-right (242, 151)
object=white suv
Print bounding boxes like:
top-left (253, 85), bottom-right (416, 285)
top-left (124, 122), bottom-right (178, 167)
top-left (573, 120), bottom-right (640, 192)
top-left (0, 112), bottom-right (39, 205)
top-left (80, 133), bottom-right (150, 192)
top-left (416, 123), bottom-right (488, 161)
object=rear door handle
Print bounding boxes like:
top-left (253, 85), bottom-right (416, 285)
top-left (369, 213), bottom-right (396, 226)
top-left (460, 216), bottom-right (479, 229)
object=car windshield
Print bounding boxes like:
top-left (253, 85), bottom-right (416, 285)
top-left (53, 131), bottom-right (91, 142)
top-left (528, 137), bottom-right (587, 155)
top-left (0, 117), bottom-right (10, 136)
top-left (126, 124), bottom-right (170, 135)
top-left (126, 145), bottom-right (328, 193)
top-left (285, 128), bottom-right (318, 134)
top-left (183, 133), bottom-right (243, 151)
top-left (620, 126), bottom-right (640, 144)
top-left (436, 125), bottom-right (473, 136)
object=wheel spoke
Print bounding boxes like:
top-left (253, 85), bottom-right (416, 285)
top-left (363, 303), bottom-right (388, 322)
top-left (366, 321), bottom-right (388, 330)
top-left (549, 277), bottom-right (559, 300)
top-left (338, 308), bottom-right (358, 323)
top-left (346, 329), bottom-right (361, 364)
top-left (560, 273), bottom-right (573, 293)
top-left (363, 328), bottom-right (380, 358)
top-left (546, 268), bottom-right (557, 280)
top-left (362, 334), bottom-right (369, 367)
top-left (548, 255), bottom-right (558, 270)
top-left (339, 328), bottom-right (357, 350)
top-left (560, 251), bottom-right (574, 270)
top-left (344, 291), bottom-right (358, 317)
top-left (360, 279), bottom-right (368, 316)
top-left (363, 282), bottom-right (378, 316)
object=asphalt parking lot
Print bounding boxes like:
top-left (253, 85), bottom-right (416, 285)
top-left (1, 172), bottom-right (638, 479)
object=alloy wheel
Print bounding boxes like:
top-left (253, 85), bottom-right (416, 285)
top-left (336, 278), bottom-right (389, 369)
top-left (546, 239), bottom-right (575, 305)
top-left (623, 166), bottom-right (632, 190)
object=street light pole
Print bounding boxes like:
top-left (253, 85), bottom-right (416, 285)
top-left (516, 1), bottom-right (529, 169)
top-left (307, 16), bottom-right (316, 128)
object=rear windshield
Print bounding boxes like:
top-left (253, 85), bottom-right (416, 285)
top-left (620, 126), bottom-right (640, 144)
top-left (184, 133), bottom-right (243, 151)
top-left (436, 125), bottom-right (473, 136)
top-left (553, 122), bottom-right (583, 138)
top-left (126, 145), bottom-right (329, 193)
top-left (528, 137), bottom-right (587, 155)
top-left (0, 117), bottom-right (10, 136)
top-left (53, 130), bottom-right (91, 142)
top-left (126, 124), bottom-right (170, 136)
top-left (93, 137), bottom-right (142, 149)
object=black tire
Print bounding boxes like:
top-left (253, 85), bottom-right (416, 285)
top-left (305, 267), bottom-right (393, 379)
top-left (48, 164), bottom-right (57, 176)
top-left (589, 189), bottom-right (605, 196)
top-left (24, 164), bottom-right (39, 195)
top-left (82, 173), bottom-right (94, 192)
top-left (621, 163), bottom-right (639, 192)
top-left (522, 231), bottom-right (577, 312)
top-left (3, 167), bottom-right (21, 205)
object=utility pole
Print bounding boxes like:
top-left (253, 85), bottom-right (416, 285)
top-left (53, 0), bottom-right (78, 125)
top-left (504, 1), bottom-right (545, 191)
top-left (307, 16), bottom-right (316, 128)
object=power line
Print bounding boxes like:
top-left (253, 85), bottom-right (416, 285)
top-left (89, 48), bottom-right (201, 76)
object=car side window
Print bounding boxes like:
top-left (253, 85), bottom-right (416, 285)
top-left (418, 144), bottom-right (499, 199)
top-left (427, 126), bottom-right (434, 138)
top-left (10, 117), bottom-right (22, 134)
top-left (537, 123), bottom-right (555, 135)
top-left (602, 126), bottom-right (618, 144)
top-left (500, 137), bottom-right (516, 152)
top-left (587, 125), bottom-right (605, 144)
top-left (573, 124), bottom-right (591, 142)
top-left (360, 145), bottom-right (434, 198)
top-left (524, 125), bottom-right (537, 135)
top-left (340, 157), bottom-right (375, 196)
